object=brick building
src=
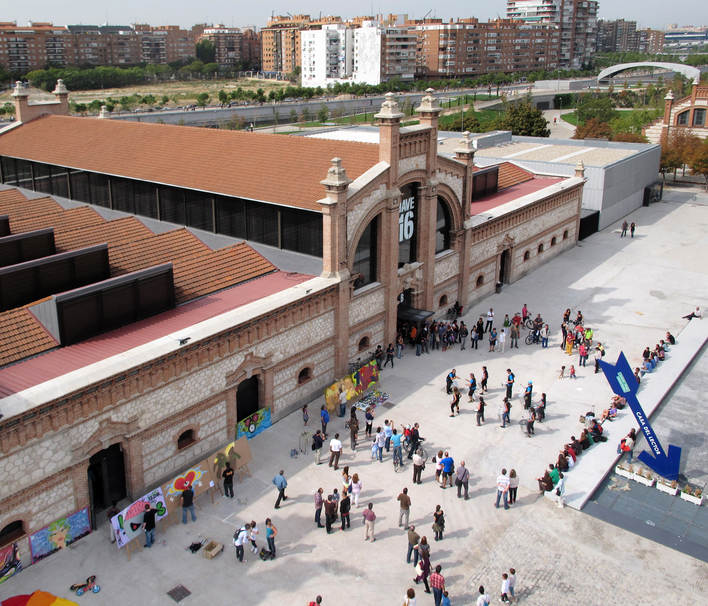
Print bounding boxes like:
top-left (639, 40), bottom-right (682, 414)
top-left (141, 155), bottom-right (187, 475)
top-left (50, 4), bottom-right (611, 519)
top-left (0, 22), bottom-right (74, 71)
top-left (644, 81), bottom-right (708, 144)
top-left (133, 24), bottom-right (198, 65)
top-left (199, 26), bottom-right (261, 69)
top-left (0, 87), bottom-right (584, 560)
top-left (597, 20), bottom-right (665, 55)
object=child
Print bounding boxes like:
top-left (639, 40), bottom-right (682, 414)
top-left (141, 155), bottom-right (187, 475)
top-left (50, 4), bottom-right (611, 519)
top-left (569, 365), bottom-right (577, 379)
top-left (558, 365), bottom-right (565, 379)
top-left (508, 568), bottom-right (516, 602)
top-left (441, 590), bottom-right (451, 606)
top-left (370, 439), bottom-right (378, 459)
top-left (501, 572), bottom-right (511, 603)
top-left (302, 404), bottom-right (309, 427)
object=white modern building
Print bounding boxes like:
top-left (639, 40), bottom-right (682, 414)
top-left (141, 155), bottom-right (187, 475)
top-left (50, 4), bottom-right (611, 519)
top-left (301, 21), bottom-right (416, 88)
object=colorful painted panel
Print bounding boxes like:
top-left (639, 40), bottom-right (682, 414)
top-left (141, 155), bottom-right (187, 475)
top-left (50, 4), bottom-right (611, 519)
top-left (161, 463), bottom-right (214, 514)
top-left (28, 508), bottom-right (91, 564)
top-left (236, 408), bottom-right (272, 440)
top-left (0, 542), bottom-right (22, 585)
top-left (110, 487), bottom-right (167, 548)
top-left (324, 361), bottom-right (379, 412)
top-left (353, 361), bottom-right (379, 394)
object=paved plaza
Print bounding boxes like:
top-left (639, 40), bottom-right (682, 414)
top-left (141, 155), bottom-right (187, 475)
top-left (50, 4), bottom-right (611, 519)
top-left (2, 184), bottom-right (708, 605)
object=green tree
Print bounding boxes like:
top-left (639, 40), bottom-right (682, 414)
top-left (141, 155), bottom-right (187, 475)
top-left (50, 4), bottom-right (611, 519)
top-left (203, 63), bottom-right (220, 76)
top-left (301, 106), bottom-right (313, 123)
top-left (218, 90), bottom-right (229, 105)
top-left (289, 108), bottom-right (298, 124)
top-left (573, 118), bottom-right (614, 140)
top-left (196, 92), bottom-right (210, 107)
top-left (500, 101), bottom-right (550, 137)
top-left (140, 94), bottom-right (157, 107)
top-left (196, 39), bottom-right (216, 64)
top-left (161, 95), bottom-right (170, 106)
top-left (317, 103), bottom-right (329, 123)
top-left (575, 96), bottom-right (617, 124)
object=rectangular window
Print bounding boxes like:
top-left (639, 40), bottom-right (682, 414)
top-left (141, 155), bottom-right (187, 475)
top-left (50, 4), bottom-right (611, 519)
top-left (134, 180), bottom-right (158, 219)
top-left (90, 173), bottom-right (110, 208)
top-left (159, 186), bottom-right (185, 225)
top-left (33, 162), bottom-right (52, 194)
top-left (693, 108), bottom-right (706, 127)
top-left (0, 157), bottom-right (17, 185)
top-left (281, 208), bottom-right (323, 257)
top-left (215, 196), bottom-right (246, 239)
top-left (69, 170), bottom-right (91, 203)
top-left (185, 191), bottom-right (213, 232)
top-left (247, 202), bottom-right (278, 247)
top-left (51, 166), bottom-right (69, 198)
top-left (16, 160), bottom-right (32, 190)
top-left (111, 178), bottom-right (135, 214)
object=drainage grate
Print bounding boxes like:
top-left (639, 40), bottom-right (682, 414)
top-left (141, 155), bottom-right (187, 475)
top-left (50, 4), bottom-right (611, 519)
top-left (167, 585), bottom-right (191, 603)
top-left (381, 401), bottom-right (396, 409)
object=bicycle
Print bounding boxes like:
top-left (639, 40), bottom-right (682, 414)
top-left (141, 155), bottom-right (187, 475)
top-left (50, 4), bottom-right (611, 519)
top-left (405, 438), bottom-right (427, 462)
top-left (522, 316), bottom-right (535, 329)
top-left (393, 447), bottom-right (405, 472)
top-left (348, 350), bottom-right (376, 375)
top-left (525, 329), bottom-right (542, 346)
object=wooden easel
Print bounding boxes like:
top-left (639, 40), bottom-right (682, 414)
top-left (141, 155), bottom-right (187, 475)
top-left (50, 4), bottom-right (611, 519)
top-left (207, 481), bottom-right (224, 506)
top-left (125, 538), bottom-right (143, 561)
top-left (161, 510), bottom-right (179, 532)
top-left (236, 462), bottom-right (251, 483)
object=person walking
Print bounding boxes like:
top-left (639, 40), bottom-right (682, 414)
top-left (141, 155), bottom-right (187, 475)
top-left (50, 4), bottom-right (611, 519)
top-left (329, 433), bottom-right (343, 470)
top-left (142, 503), bottom-right (157, 548)
top-left (407, 525), bottom-right (420, 566)
top-left (233, 524), bottom-right (250, 563)
top-left (404, 588), bottom-right (417, 606)
top-left (500, 573), bottom-right (511, 604)
top-left (508, 469), bottom-right (519, 504)
top-left (398, 487), bottom-right (412, 528)
top-left (265, 518), bottom-right (277, 558)
top-left (630, 221), bottom-right (636, 237)
top-left (384, 343), bottom-right (395, 368)
top-left (222, 461), bottom-right (235, 499)
top-left (272, 470), bottom-right (287, 509)
top-left (450, 387), bottom-right (461, 417)
top-left (485, 308), bottom-right (494, 333)
top-left (456, 461), bottom-right (470, 499)
top-left (181, 482), bottom-right (196, 524)
top-left (320, 405), bottom-right (329, 438)
top-left (432, 505), bottom-right (445, 541)
top-left (430, 565), bottom-right (446, 606)
top-left (508, 569), bottom-right (516, 602)
top-left (351, 473), bottom-right (363, 507)
top-left (481, 366), bottom-right (488, 394)
top-left (440, 452), bottom-right (454, 489)
top-left (314, 487), bottom-right (324, 528)
top-left (414, 552), bottom-right (431, 594)
top-left (621, 220), bottom-right (628, 237)
top-left (363, 502), bottom-right (376, 542)
top-left (500, 398), bottom-right (511, 428)
top-left (313, 429), bottom-right (325, 465)
top-left (476, 397), bottom-right (486, 426)
top-left (505, 369), bottom-right (515, 399)
top-left (476, 586), bottom-right (491, 606)
top-left (412, 449), bottom-right (425, 485)
top-left (495, 469), bottom-right (510, 510)
top-left (340, 490), bottom-right (351, 530)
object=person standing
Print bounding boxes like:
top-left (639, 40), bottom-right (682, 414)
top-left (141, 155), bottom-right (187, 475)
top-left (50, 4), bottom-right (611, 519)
top-left (508, 469), bottom-right (519, 504)
top-left (481, 366), bottom-right (488, 394)
top-left (430, 565), bottom-right (446, 606)
top-left (363, 502), bottom-right (376, 542)
top-left (398, 488), bottom-right (411, 529)
top-left (450, 387), bottom-right (461, 417)
top-left (142, 503), bottom-right (157, 548)
top-left (555, 472), bottom-right (566, 508)
top-left (498, 328), bottom-right (507, 353)
top-left (541, 324), bottom-right (549, 348)
top-left (407, 525), bottom-right (420, 566)
top-left (314, 487), bottom-right (324, 528)
top-left (412, 449), bottom-right (425, 484)
top-left (476, 397), bottom-right (486, 426)
top-left (594, 342), bottom-right (605, 373)
top-left (106, 500), bottom-right (120, 543)
top-left (365, 407), bottom-right (375, 438)
top-left (485, 308), bottom-right (494, 333)
top-left (248, 520), bottom-right (259, 554)
top-left (440, 452), bottom-right (454, 489)
top-left (392, 428), bottom-right (404, 467)
top-left (470, 324), bottom-right (478, 350)
top-left (495, 469), bottom-right (510, 510)
top-left (338, 387), bottom-right (347, 418)
top-left (445, 369), bottom-right (458, 395)
top-left (500, 398), bottom-right (511, 428)
top-left (265, 518), bottom-right (277, 558)
top-left (348, 413), bottom-right (359, 451)
top-left (404, 588), bottom-right (417, 606)
top-left (233, 524), bottom-right (250, 563)
top-left (505, 369), bottom-right (515, 399)
top-left (500, 573), bottom-right (511, 604)
top-left (324, 494), bottom-right (335, 533)
top-left (320, 405), bottom-right (329, 438)
top-left (456, 461), bottom-right (470, 499)
top-left (397, 333), bottom-right (405, 359)
top-left (508, 568), bottom-right (516, 602)
top-left (476, 586), bottom-right (491, 606)
top-left (181, 482), bottom-right (196, 524)
top-left (375, 427), bottom-right (386, 462)
top-left (526, 406), bottom-right (536, 437)
top-left (313, 429), bottom-right (325, 465)
top-left (578, 342), bottom-right (588, 367)
top-left (467, 373), bottom-right (477, 402)
top-left (459, 322), bottom-right (468, 350)
top-left (384, 343), bottom-right (395, 368)
top-left (621, 220), bottom-right (628, 237)
top-left (375, 344), bottom-right (384, 369)
top-left (340, 490), bottom-right (351, 530)
top-left (329, 433), bottom-right (343, 470)
top-left (302, 404), bottom-right (309, 427)
top-left (351, 473), bottom-right (363, 507)
top-left (222, 461), bottom-right (235, 499)
top-left (407, 423), bottom-right (421, 460)
top-left (488, 327), bottom-right (498, 352)
top-left (384, 420), bottom-right (393, 452)
top-left (523, 381), bottom-right (533, 409)
top-left (509, 323), bottom-right (519, 350)
top-left (272, 470), bottom-right (287, 509)
top-left (630, 221), bottom-right (636, 237)
top-left (432, 505), bottom-right (445, 541)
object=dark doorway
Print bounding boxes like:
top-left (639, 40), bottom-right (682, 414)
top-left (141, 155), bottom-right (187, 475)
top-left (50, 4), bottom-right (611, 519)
top-left (237, 376), bottom-right (260, 421)
top-left (499, 248), bottom-right (511, 284)
top-left (88, 443), bottom-right (126, 522)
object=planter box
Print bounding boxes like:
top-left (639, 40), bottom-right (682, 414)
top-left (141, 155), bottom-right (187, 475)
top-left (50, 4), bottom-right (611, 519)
top-left (680, 492), bottom-right (704, 506)
top-left (615, 466), bottom-right (632, 479)
top-left (656, 482), bottom-right (679, 496)
top-left (633, 475), bottom-right (656, 487)
top-left (202, 540), bottom-right (224, 559)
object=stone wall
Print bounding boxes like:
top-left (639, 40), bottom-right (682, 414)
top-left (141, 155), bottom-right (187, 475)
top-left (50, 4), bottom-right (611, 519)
top-left (349, 287), bottom-right (386, 327)
top-left (434, 251), bottom-right (460, 285)
top-left (348, 320), bottom-right (385, 362)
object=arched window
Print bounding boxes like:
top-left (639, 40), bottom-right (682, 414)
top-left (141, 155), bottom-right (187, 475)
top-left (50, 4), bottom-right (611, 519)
top-left (538, 243), bottom-right (544, 254)
top-left (676, 110), bottom-right (689, 125)
top-left (435, 197), bottom-right (451, 254)
top-left (298, 367), bottom-right (313, 384)
top-left (551, 236), bottom-right (557, 247)
top-left (353, 216), bottom-right (378, 290)
top-left (0, 520), bottom-right (25, 547)
top-left (563, 230), bottom-right (569, 240)
top-left (476, 275), bottom-right (484, 287)
top-left (439, 294), bottom-right (448, 308)
top-left (523, 250), bottom-right (530, 261)
top-left (358, 336), bottom-right (370, 352)
top-left (177, 429), bottom-right (196, 450)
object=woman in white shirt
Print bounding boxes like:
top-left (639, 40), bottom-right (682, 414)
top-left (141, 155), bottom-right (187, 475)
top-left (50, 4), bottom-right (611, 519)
top-left (404, 587), bottom-right (417, 606)
top-left (508, 469), bottom-right (519, 504)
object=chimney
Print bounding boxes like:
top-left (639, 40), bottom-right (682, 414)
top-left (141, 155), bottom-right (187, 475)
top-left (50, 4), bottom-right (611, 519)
top-left (416, 88), bottom-right (443, 174)
top-left (319, 158), bottom-right (352, 279)
top-left (11, 81), bottom-right (30, 122)
top-left (52, 79), bottom-right (70, 114)
top-left (375, 92), bottom-right (404, 185)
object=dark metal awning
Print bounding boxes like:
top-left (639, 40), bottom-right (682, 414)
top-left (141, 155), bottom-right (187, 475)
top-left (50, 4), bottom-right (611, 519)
top-left (397, 305), bottom-right (434, 323)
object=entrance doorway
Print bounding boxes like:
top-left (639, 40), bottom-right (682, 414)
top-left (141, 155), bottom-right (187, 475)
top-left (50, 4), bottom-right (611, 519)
top-left (88, 443), bottom-right (126, 522)
top-left (499, 248), bottom-right (512, 284)
top-left (237, 376), bottom-right (260, 421)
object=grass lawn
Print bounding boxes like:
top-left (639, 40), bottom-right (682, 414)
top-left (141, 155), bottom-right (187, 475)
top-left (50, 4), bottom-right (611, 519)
top-left (562, 114), bottom-right (581, 126)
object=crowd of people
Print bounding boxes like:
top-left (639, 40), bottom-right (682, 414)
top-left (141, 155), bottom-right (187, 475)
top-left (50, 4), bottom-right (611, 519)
top-left (636, 332), bottom-right (675, 382)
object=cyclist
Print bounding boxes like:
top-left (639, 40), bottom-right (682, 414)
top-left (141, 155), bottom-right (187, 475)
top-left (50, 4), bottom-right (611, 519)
top-left (407, 423), bottom-right (423, 459)
top-left (532, 314), bottom-right (543, 343)
top-left (391, 429), bottom-right (404, 467)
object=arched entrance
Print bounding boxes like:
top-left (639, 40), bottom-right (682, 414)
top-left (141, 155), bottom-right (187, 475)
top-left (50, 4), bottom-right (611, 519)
top-left (499, 248), bottom-right (512, 284)
top-left (88, 443), bottom-right (126, 514)
top-left (237, 375), bottom-right (260, 421)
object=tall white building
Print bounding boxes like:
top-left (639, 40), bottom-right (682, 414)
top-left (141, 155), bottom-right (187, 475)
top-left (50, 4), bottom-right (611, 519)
top-left (301, 21), bottom-right (416, 88)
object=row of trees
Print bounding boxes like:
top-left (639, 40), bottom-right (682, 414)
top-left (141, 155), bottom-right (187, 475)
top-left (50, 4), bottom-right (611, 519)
top-left (660, 130), bottom-right (708, 190)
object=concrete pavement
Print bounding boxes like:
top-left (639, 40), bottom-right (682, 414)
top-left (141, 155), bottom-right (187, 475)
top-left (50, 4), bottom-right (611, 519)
top-left (2, 185), bottom-right (708, 605)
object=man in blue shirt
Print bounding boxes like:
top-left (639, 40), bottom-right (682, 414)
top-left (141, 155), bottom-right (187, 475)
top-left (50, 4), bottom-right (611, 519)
top-left (440, 452), bottom-right (454, 489)
top-left (384, 420), bottom-right (393, 452)
top-left (272, 470), bottom-right (288, 509)
top-left (391, 428), bottom-right (403, 466)
top-left (320, 405), bottom-right (330, 438)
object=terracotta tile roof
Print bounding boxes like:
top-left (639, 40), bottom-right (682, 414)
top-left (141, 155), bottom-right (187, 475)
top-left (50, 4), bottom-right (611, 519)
top-left (0, 195), bottom-right (63, 221)
top-left (109, 228), bottom-right (209, 276)
top-left (497, 162), bottom-right (536, 191)
top-left (55, 216), bottom-right (153, 252)
top-left (172, 242), bottom-right (276, 304)
top-left (0, 306), bottom-right (58, 367)
top-left (10, 205), bottom-right (105, 236)
top-left (0, 115), bottom-right (382, 211)
top-left (0, 189), bottom-right (29, 206)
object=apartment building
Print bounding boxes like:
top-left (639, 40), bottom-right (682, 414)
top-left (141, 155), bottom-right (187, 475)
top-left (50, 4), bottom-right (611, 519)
top-left (199, 26), bottom-right (260, 69)
top-left (301, 20), bottom-right (416, 87)
top-left (597, 19), bottom-right (665, 55)
top-left (66, 25), bottom-right (141, 65)
top-left (260, 14), bottom-right (343, 73)
top-left (133, 24), bottom-right (198, 64)
top-left (507, 0), bottom-right (598, 69)
top-left (0, 22), bottom-right (73, 72)
top-left (413, 18), bottom-right (559, 79)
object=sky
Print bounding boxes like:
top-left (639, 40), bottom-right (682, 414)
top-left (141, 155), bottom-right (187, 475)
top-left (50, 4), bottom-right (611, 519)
top-left (5, 0), bottom-right (707, 31)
